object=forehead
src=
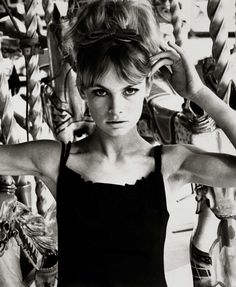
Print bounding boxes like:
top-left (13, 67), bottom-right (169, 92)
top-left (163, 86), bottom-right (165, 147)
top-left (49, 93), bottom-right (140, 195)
top-left (92, 65), bottom-right (146, 89)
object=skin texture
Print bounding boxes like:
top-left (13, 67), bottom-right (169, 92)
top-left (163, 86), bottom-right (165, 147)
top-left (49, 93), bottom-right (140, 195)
top-left (82, 64), bottom-right (149, 138)
top-left (1, 33), bottom-right (236, 287)
top-left (1, 1), bottom-right (236, 285)
top-left (0, 43), bottom-right (236, 204)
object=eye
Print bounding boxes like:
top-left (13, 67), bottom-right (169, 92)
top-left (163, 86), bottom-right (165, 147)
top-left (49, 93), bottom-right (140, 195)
top-left (123, 88), bottom-right (139, 96)
top-left (92, 89), bottom-right (108, 97)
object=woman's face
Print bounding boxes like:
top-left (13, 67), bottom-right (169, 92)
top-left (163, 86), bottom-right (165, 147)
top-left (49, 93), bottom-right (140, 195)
top-left (83, 65), bottom-right (150, 137)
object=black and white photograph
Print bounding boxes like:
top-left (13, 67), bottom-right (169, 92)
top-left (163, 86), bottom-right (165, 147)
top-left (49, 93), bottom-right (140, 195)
top-left (0, 0), bottom-right (236, 286)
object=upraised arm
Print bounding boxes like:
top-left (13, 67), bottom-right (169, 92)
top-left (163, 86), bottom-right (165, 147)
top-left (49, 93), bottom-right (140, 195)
top-left (162, 144), bottom-right (236, 191)
top-left (150, 42), bottom-right (236, 149)
top-left (192, 86), bottom-right (236, 149)
top-left (0, 140), bottom-right (61, 196)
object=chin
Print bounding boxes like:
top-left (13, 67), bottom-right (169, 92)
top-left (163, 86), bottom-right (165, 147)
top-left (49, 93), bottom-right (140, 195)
top-left (97, 122), bottom-right (137, 137)
top-left (106, 129), bottom-right (129, 137)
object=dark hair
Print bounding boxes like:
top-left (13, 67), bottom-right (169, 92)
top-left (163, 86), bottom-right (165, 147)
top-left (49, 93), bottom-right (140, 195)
top-left (61, 0), bottom-right (162, 90)
top-left (76, 40), bottom-right (152, 90)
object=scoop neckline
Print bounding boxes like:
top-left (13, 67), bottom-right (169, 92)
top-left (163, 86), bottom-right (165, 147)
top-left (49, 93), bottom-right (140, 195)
top-left (64, 164), bottom-right (156, 188)
top-left (61, 144), bottom-right (162, 187)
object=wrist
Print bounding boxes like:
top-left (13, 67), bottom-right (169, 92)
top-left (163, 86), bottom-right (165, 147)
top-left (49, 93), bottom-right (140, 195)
top-left (189, 85), bottom-right (210, 105)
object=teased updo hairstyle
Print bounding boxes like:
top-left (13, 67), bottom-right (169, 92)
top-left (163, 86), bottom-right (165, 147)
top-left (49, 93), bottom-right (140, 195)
top-left (61, 0), bottom-right (162, 92)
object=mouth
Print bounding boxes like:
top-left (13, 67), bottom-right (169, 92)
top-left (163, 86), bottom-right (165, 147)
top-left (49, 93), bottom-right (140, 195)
top-left (106, 121), bottom-right (128, 128)
top-left (107, 120), bottom-right (127, 124)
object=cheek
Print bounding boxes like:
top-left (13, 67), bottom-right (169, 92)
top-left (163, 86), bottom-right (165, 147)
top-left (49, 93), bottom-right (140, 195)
top-left (87, 99), bottom-right (107, 119)
top-left (131, 95), bottom-right (145, 113)
top-left (126, 99), bottom-right (144, 122)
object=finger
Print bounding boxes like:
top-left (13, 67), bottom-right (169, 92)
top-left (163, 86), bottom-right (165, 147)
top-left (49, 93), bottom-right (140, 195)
top-left (167, 41), bottom-right (185, 56)
top-left (167, 41), bottom-right (194, 68)
top-left (168, 41), bottom-right (200, 79)
top-left (150, 50), bottom-right (180, 65)
top-left (150, 58), bottom-right (173, 76)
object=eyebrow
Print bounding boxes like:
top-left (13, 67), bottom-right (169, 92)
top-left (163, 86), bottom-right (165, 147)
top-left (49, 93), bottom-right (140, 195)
top-left (91, 83), bottom-right (142, 90)
top-left (90, 84), bottom-right (108, 90)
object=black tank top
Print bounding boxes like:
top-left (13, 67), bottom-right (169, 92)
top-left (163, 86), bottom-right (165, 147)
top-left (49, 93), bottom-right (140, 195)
top-left (57, 142), bottom-right (169, 287)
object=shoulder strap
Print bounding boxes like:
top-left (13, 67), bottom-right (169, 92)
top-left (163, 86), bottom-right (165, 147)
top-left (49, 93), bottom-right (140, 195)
top-left (60, 141), bottom-right (72, 167)
top-left (153, 145), bottom-right (162, 172)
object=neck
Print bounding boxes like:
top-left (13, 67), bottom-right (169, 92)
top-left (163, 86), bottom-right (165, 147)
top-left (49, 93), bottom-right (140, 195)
top-left (89, 127), bottom-right (148, 161)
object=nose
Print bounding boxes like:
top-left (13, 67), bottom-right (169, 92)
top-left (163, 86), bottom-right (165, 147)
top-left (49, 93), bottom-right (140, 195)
top-left (108, 95), bottom-right (123, 118)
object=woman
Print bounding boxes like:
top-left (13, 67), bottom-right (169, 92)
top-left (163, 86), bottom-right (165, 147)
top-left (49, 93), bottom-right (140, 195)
top-left (1, 0), bottom-right (236, 286)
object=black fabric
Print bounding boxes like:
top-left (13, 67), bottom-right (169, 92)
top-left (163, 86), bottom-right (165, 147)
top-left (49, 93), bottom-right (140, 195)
top-left (57, 142), bottom-right (169, 287)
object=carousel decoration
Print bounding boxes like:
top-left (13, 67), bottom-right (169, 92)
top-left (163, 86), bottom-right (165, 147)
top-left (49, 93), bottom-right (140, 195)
top-left (44, 3), bottom-right (91, 143)
top-left (0, 35), bottom-right (32, 210)
top-left (22, 0), bottom-right (48, 217)
top-left (0, 0), bottom-right (236, 286)
top-left (0, 190), bottom-right (58, 286)
top-left (207, 0), bottom-right (234, 102)
top-left (169, 0), bottom-right (186, 46)
top-left (0, 1), bottom-right (58, 285)
top-left (204, 1), bottom-right (236, 286)
top-left (152, 1), bottom-right (236, 286)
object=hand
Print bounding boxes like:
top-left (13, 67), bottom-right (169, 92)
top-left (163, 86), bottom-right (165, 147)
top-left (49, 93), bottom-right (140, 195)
top-left (150, 42), bottom-right (204, 101)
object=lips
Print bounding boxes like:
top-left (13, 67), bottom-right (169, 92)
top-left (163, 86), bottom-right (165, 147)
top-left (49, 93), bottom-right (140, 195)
top-left (106, 121), bottom-right (128, 128)
top-left (107, 121), bottom-right (126, 124)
